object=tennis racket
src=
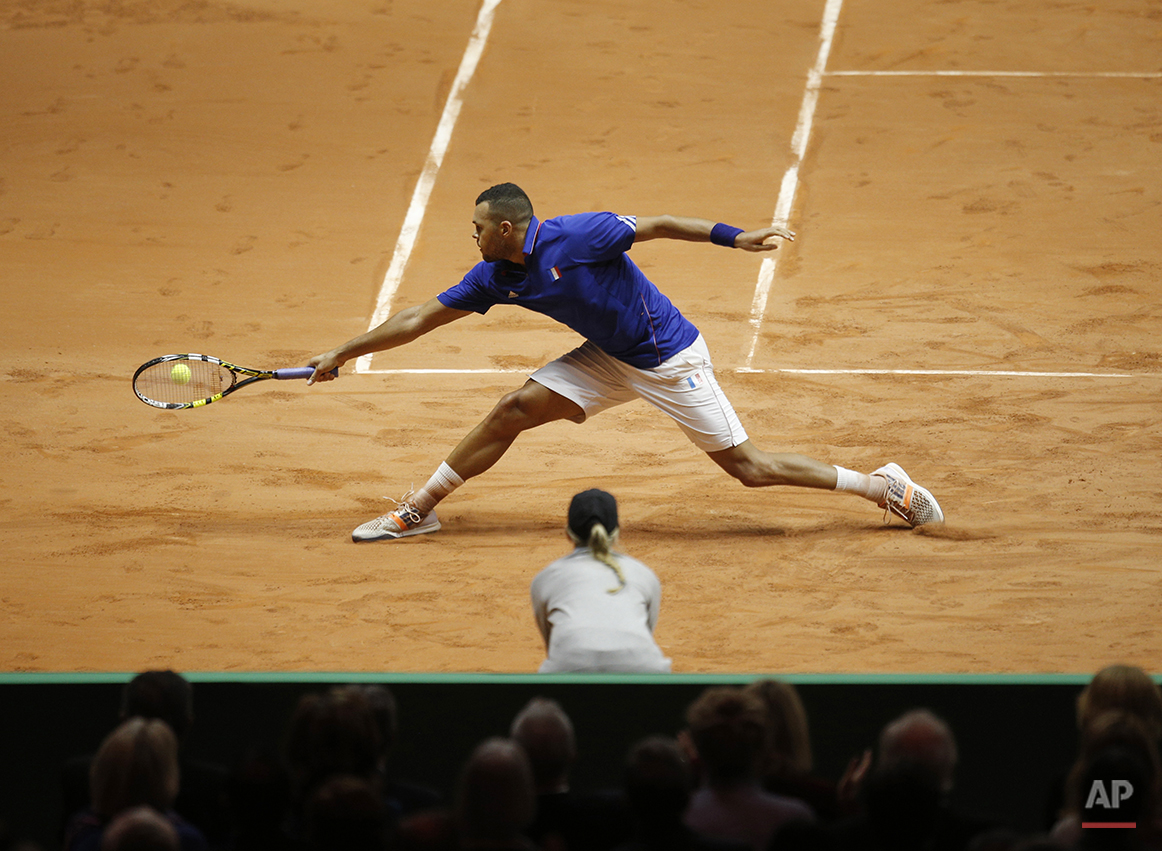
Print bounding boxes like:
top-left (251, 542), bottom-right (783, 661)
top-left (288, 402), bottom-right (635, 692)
top-left (132, 353), bottom-right (334, 410)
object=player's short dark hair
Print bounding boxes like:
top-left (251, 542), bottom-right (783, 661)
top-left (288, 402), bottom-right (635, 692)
top-left (475, 183), bottom-right (533, 225)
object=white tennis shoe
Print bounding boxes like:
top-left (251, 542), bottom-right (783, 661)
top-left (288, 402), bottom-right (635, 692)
top-left (352, 492), bottom-right (441, 542)
top-left (872, 463), bottom-right (944, 527)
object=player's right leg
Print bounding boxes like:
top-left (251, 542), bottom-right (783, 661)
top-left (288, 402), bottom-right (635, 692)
top-left (352, 380), bottom-right (583, 542)
top-left (444, 379), bottom-right (585, 480)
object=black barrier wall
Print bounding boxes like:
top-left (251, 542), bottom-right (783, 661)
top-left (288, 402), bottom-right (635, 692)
top-left (0, 675), bottom-right (1089, 849)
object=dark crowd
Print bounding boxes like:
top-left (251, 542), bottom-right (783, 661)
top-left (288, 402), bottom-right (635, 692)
top-left (4, 665), bottom-right (1160, 851)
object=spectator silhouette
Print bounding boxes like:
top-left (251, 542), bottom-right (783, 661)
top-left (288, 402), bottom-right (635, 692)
top-left (877, 709), bottom-right (994, 851)
top-left (62, 672), bottom-right (229, 849)
top-left (64, 718), bottom-right (207, 851)
top-left (512, 696), bottom-right (575, 847)
top-left (101, 807), bottom-right (180, 851)
top-left (510, 697), bottom-right (630, 851)
top-left (613, 736), bottom-right (747, 851)
top-left (283, 686), bottom-right (382, 843)
top-left (303, 774), bottom-right (386, 851)
top-left (1077, 667), bottom-right (1162, 742)
top-left (681, 687), bottom-right (814, 851)
top-left (743, 680), bottom-right (838, 822)
top-left (224, 748), bottom-right (293, 851)
top-left (878, 709), bottom-right (959, 796)
top-left (456, 739), bottom-right (536, 851)
top-left (1045, 665), bottom-right (1162, 830)
top-left (1051, 711), bottom-right (1162, 850)
top-left (359, 685), bottom-right (442, 820)
top-left (783, 708), bottom-right (994, 851)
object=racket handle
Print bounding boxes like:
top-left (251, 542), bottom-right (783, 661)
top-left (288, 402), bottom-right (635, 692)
top-left (274, 367), bottom-right (336, 380)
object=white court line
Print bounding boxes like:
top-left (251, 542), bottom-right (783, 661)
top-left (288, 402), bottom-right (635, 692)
top-left (744, 0), bottom-right (844, 369)
top-left (361, 367), bottom-right (1152, 379)
top-left (365, 368), bottom-right (528, 374)
top-left (354, 0), bottom-right (504, 375)
top-left (828, 70), bottom-right (1162, 78)
top-left (736, 368), bottom-right (1145, 378)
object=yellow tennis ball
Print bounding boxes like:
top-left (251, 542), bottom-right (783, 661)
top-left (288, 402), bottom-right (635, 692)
top-left (171, 363), bottom-right (192, 385)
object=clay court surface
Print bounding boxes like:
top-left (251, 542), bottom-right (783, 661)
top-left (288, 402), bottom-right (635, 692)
top-left (2, 0), bottom-right (1159, 674)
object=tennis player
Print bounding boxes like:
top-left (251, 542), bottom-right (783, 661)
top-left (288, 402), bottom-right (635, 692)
top-left (307, 183), bottom-right (944, 540)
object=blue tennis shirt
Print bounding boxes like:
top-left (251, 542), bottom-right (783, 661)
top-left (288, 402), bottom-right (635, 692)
top-left (437, 212), bottom-right (700, 368)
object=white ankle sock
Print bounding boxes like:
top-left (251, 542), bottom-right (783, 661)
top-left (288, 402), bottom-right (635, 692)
top-left (833, 466), bottom-right (887, 503)
top-left (412, 462), bottom-right (465, 514)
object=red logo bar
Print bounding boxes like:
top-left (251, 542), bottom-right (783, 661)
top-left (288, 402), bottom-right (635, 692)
top-left (1082, 823), bottom-right (1137, 829)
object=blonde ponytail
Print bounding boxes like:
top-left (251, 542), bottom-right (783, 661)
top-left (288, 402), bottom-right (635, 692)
top-left (569, 522), bottom-right (626, 593)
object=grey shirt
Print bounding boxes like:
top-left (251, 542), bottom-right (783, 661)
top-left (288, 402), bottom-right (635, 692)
top-left (531, 547), bottom-right (671, 673)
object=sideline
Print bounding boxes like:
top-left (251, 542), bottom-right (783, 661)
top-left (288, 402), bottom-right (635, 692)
top-left (744, 0), bottom-right (845, 368)
top-left (355, 0), bottom-right (504, 375)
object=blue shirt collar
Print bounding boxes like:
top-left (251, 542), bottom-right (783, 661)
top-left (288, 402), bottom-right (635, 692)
top-left (522, 215), bottom-right (542, 257)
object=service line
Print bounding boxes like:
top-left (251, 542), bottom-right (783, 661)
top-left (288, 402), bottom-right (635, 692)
top-left (827, 70), bottom-right (1162, 78)
top-left (361, 367), bottom-right (1153, 379)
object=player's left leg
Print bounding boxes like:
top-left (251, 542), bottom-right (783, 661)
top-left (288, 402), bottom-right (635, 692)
top-left (707, 441), bottom-right (943, 526)
top-left (631, 336), bottom-right (944, 526)
top-left (706, 441), bottom-right (840, 489)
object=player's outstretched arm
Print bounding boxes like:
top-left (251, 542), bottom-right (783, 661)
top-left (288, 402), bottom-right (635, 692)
top-left (634, 215), bottom-right (794, 251)
top-left (307, 297), bottom-right (470, 383)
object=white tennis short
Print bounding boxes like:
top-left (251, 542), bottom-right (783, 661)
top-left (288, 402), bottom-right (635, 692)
top-left (531, 335), bottom-right (748, 453)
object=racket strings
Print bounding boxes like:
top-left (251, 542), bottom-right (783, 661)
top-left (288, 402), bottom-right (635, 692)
top-left (135, 360), bottom-right (232, 405)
